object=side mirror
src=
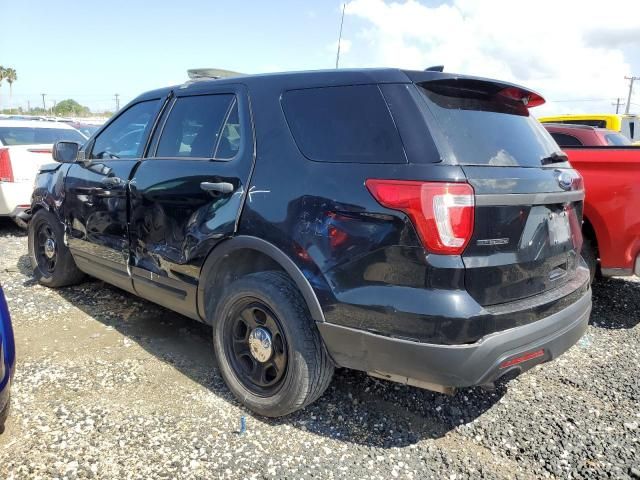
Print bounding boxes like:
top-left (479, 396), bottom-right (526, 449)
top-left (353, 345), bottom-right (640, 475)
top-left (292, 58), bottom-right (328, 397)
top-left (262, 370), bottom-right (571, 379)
top-left (52, 141), bottom-right (80, 163)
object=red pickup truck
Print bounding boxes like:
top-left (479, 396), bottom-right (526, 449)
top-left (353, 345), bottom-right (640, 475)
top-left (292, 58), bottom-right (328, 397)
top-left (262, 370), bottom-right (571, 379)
top-left (543, 124), bottom-right (640, 280)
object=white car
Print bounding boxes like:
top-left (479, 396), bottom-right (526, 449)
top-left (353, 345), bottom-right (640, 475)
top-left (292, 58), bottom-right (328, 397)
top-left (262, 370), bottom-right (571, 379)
top-left (0, 120), bottom-right (86, 227)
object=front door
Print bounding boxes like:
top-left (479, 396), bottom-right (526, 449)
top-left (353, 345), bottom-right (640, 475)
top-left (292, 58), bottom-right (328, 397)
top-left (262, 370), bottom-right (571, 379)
top-left (128, 85), bottom-right (254, 317)
top-left (63, 99), bottom-right (162, 292)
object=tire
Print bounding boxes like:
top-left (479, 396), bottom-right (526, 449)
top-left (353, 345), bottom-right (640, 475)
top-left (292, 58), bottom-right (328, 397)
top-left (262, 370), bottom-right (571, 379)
top-left (581, 237), bottom-right (598, 284)
top-left (212, 271), bottom-right (334, 417)
top-left (28, 209), bottom-right (84, 288)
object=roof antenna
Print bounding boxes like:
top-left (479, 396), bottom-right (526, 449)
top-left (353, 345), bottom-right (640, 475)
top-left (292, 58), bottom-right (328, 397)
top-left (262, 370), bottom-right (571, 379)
top-left (425, 65), bottom-right (444, 72)
top-left (335, 3), bottom-right (346, 69)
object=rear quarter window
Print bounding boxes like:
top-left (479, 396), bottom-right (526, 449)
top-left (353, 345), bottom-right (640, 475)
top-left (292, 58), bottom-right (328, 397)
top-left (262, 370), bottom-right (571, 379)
top-left (549, 132), bottom-right (584, 147)
top-left (282, 85), bottom-right (406, 164)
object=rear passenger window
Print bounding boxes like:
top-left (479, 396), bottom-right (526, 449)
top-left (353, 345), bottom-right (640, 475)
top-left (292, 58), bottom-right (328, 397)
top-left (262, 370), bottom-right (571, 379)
top-left (550, 133), bottom-right (583, 147)
top-left (282, 85), bottom-right (406, 163)
top-left (156, 94), bottom-right (240, 159)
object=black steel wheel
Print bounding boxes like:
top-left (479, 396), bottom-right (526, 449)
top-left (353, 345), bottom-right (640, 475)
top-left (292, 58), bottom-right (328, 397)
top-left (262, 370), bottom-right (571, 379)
top-left (35, 223), bottom-right (58, 275)
top-left (212, 271), bottom-right (334, 417)
top-left (224, 299), bottom-right (288, 396)
top-left (28, 209), bottom-right (85, 288)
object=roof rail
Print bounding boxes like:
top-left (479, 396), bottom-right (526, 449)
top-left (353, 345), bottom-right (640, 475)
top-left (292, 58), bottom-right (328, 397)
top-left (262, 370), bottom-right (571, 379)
top-left (187, 68), bottom-right (246, 80)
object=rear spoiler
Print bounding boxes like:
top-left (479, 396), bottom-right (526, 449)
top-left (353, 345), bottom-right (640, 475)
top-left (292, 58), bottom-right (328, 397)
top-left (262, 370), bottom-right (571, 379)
top-left (403, 70), bottom-right (545, 108)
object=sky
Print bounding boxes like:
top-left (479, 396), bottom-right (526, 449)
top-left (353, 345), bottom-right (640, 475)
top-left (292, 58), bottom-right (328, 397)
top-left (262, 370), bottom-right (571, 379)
top-left (1, 0), bottom-right (640, 116)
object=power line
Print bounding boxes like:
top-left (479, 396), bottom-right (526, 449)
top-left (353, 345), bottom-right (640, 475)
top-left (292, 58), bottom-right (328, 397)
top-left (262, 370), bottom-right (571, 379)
top-left (549, 98), bottom-right (617, 102)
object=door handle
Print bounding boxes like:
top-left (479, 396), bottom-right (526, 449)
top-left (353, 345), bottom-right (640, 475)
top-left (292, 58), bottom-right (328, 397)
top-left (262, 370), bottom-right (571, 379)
top-left (102, 177), bottom-right (125, 188)
top-left (200, 181), bottom-right (235, 194)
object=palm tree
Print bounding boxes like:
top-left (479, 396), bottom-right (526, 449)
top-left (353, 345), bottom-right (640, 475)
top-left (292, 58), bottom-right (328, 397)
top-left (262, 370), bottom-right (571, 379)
top-left (4, 68), bottom-right (16, 99)
top-left (0, 66), bottom-right (5, 111)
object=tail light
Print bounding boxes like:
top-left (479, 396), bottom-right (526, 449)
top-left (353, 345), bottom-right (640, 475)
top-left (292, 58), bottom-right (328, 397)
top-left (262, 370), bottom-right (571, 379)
top-left (0, 148), bottom-right (14, 183)
top-left (366, 179), bottom-right (475, 255)
top-left (497, 87), bottom-right (545, 108)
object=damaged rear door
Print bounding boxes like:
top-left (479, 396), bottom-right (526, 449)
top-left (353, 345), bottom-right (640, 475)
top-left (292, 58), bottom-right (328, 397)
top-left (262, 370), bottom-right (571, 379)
top-left (128, 84), bottom-right (254, 318)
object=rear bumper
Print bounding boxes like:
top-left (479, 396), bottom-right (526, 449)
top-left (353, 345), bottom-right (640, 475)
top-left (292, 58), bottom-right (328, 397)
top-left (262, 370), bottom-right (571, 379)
top-left (319, 289), bottom-right (591, 389)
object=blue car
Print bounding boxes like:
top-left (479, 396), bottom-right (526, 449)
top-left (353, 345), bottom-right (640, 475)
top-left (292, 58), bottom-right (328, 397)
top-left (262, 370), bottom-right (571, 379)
top-left (0, 284), bottom-right (15, 433)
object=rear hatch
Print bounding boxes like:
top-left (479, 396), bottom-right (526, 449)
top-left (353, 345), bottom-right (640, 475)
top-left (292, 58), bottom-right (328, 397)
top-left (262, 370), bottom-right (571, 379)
top-left (414, 77), bottom-right (585, 306)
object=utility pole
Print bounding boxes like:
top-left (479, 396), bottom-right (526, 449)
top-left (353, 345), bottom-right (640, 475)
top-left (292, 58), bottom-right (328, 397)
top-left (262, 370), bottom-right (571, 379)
top-left (114, 93), bottom-right (120, 111)
top-left (41, 93), bottom-right (46, 111)
top-left (335, 3), bottom-right (346, 69)
top-left (612, 97), bottom-right (623, 114)
top-left (624, 76), bottom-right (639, 114)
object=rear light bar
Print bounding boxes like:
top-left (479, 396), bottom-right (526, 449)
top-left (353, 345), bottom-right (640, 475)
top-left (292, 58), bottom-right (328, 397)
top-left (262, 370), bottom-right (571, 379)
top-left (366, 179), bottom-right (475, 255)
top-left (0, 148), bottom-right (14, 183)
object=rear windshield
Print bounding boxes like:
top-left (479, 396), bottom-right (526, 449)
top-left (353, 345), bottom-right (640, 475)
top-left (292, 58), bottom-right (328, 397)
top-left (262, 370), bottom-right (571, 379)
top-left (0, 127), bottom-right (86, 146)
top-left (417, 81), bottom-right (562, 167)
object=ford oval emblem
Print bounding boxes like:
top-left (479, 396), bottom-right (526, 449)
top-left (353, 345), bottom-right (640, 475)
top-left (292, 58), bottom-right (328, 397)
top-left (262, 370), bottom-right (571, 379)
top-left (557, 171), bottom-right (574, 191)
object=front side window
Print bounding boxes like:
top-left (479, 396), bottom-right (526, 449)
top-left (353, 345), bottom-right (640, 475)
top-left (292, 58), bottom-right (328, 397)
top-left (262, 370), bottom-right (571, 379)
top-left (282, 85), bottom-right (406, 164)
top-left (155, 94), bottom-right (240, 159)
top-left (90, 100), bottom-right (159, 159)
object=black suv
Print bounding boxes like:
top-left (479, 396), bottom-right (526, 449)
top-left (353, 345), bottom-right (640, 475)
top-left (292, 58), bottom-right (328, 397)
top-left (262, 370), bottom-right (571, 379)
top-left (29, 68), bottom-right (591, 417)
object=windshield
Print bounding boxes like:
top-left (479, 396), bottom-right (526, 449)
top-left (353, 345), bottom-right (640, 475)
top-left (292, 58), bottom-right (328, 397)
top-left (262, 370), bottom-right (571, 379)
top-left (0, 127), bottom-right (86, 146)
top-left (418, 82), bottom-right (563, 167)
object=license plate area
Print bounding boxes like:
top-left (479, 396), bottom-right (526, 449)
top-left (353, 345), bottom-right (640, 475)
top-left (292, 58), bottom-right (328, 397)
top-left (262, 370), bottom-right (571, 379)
top-left (548, 210), bottom-right (571, 246)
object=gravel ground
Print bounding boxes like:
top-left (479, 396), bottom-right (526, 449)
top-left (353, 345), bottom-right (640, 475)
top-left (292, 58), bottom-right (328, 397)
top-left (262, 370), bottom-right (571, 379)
top-left (0, 218), bottom-right (638, 479)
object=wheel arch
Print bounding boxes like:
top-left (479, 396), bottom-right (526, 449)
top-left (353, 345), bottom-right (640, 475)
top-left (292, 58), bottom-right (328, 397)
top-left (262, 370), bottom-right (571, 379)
top-left (197, 236), bottom-right (326, 325)
top-left (30, 200), bottom-right (49, 215)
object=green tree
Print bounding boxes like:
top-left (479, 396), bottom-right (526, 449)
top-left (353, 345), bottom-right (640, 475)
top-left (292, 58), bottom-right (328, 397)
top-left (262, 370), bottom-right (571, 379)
top-left (52, 99), bottom-right (91, 117)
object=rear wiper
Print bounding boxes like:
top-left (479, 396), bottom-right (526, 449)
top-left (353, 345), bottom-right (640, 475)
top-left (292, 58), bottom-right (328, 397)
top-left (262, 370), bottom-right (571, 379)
top-left (540, 152), bottom-right (568, 165)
